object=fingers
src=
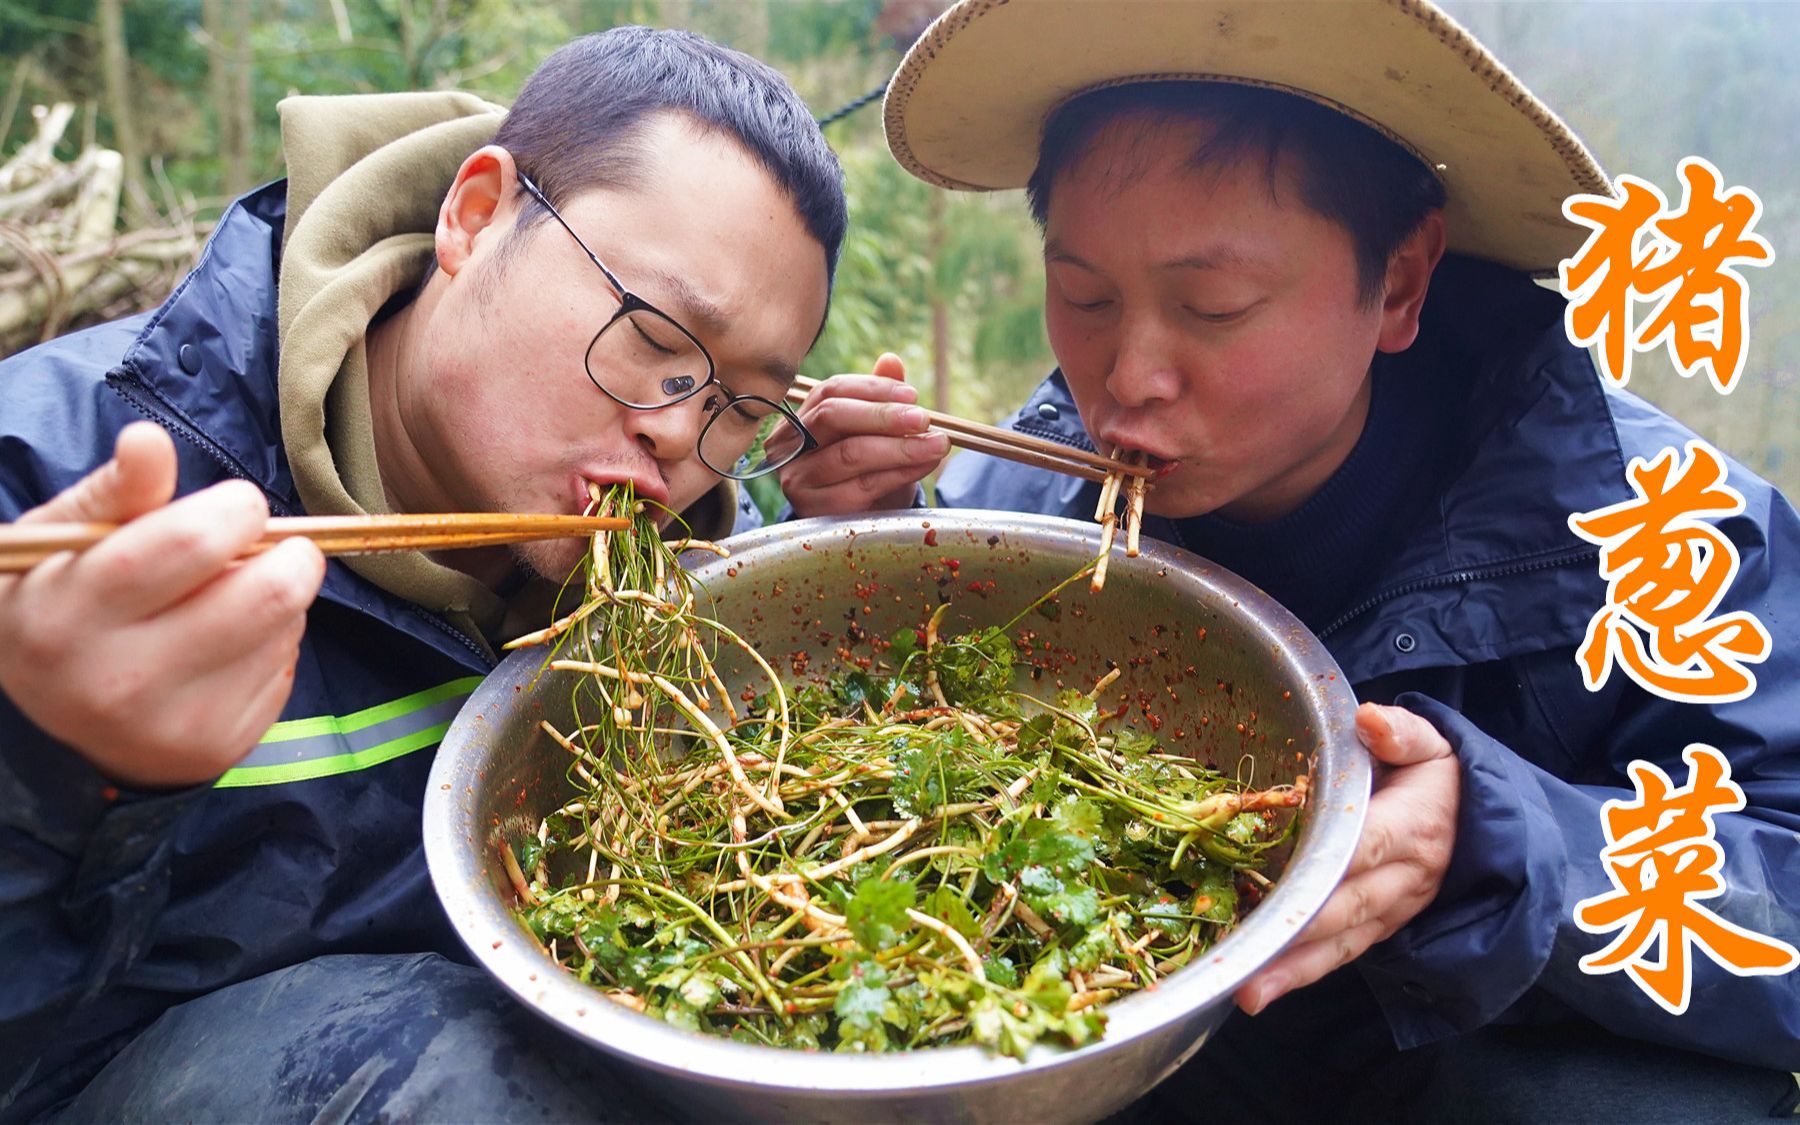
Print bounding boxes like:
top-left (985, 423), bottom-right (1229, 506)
top-left (781, 369), bottom-right (951, 517)
top-left (1228, 704), bottom-right (1465, 1016)
top-left (1356, 701), bottom-right (1453, 766)
top-left (799, 378), bottom-right (927, 445)
top-left (1234, 917), bottom-right (1389, 1016)
top-left (0, 482), bottom-right (324, 788)
top-left (780, 453), bottom-right (943, 518)
top-left (870, 352), bottom-right (906, 381)
top-left (1294, 858), bottom-right (1434, 947)
top-left (133, 537), bottom-right (326, 679)
top-left (1340, 726), bottom-right (1461, 880)
top-left (794, 377), bottom-right (946, 482)
top-left (107, 603), bottom-right (313, 788)
top-left (19, 422), bottom-right (179, 526)
top-left (71, 480), bottom-right (275, 622)
top-left (176, 595), bottom-right (313, 746)
top-left (813, 432), bottom-right (951, 481)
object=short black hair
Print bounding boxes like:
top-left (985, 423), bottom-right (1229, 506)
top-left (1026, 82), bottom-right (1446, 304)
top-left (494, 26), bottom-right (847, 284)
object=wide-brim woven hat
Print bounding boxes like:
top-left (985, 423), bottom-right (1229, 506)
top-left (884, 0), bottom-right (1612, 275)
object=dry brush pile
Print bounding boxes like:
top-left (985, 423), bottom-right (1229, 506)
top-left (0, 103), bottom-right (207, 358)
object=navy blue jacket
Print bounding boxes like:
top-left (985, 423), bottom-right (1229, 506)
top-left (937, 257), bottom-right (1800, 1070)
top-left (0, 182), bottom-right (748, 1117)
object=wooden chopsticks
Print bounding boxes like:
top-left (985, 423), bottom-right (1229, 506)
top-left (1091, 449), bottom-right (1149, 593)
top-left (787, 375), bottom-right (1152, 485)
top-left (0, 513), bottom-right (631, 574)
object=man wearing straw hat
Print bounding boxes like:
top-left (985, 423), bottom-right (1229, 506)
top-left (837, 0), bottom-right (1800, 1116)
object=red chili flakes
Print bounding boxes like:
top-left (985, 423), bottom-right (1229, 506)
top-left (923, 528), bottom-right (938, 547)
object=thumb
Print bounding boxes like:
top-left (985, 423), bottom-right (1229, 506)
top-left (1354, 702), bottom-right (1452, 767)
top-left (870, 352), bottom-right (906, 382)
top-left (19, 422), bottom-right (179, 526)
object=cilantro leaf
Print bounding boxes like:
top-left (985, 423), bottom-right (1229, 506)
top-left (1069, 918), bottom-right (1121, 972)
top-left (845, 875), bottom-right (915, 952)
top-left (889, 627), bottom-right (920, 657)
top-left (1050, 796), bottom-right (1104, 842)
top-left (925, 885), bottom-right (983, 942)
top-left (832, 956), bottom-right (895, 1052)
top-left (930, 626), bottom-right (1018, 713)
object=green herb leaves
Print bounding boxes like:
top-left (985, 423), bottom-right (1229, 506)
top-left (846, 876), bottom-right (915, 953)
top-left (514, 512), bottom-right (1303, 1060)
top-left (928, 625), bottom-right (1018, 713)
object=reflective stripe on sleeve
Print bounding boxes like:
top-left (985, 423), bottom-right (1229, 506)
top-left (214, 676), bottom-right (484, 789)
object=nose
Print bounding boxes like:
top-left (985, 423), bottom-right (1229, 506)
top-left (622, 393), bottom-right (709, 465)
top-left (1104, 318), bottom-right (1183, 410)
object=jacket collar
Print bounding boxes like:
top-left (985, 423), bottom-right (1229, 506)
top-left (118, 181), bottom-right (301, 513)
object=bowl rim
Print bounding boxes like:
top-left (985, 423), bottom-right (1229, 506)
top-left (423, 509), bottom-right (1370, 1095)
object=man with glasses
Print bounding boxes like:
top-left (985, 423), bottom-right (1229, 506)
top-left (512, 169), bottom-right (819, 484)
top-left (0, 26), bottom-right (920, 1121)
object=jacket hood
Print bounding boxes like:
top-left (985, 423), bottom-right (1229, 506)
top-left (276, 91), bottom-right (511, 644)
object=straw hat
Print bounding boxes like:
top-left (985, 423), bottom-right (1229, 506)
top-left (884, 0), bottom-right (1612, 275)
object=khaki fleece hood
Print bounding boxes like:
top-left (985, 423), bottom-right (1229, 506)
top-left (274, 91), bottom-right (741, 651)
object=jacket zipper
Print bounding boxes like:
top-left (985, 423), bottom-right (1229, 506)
top-left (107, 368), bottom-right (497, 670)
top-left (1318, 547), bottom-right (1601, 640)
top-left (109, 368), bottom-right (295, 516)
top-left (1015, 420), bottom-right (1096, 452)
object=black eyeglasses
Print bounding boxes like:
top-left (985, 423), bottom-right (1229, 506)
top-left (515, 170), bottom-right (817, 481)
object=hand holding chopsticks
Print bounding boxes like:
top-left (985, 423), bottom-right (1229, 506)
top-left (0, 512), bottom-right (631, 574)
top-left (787, 374), bottom-right (1151, 486)
top-left (783, 371), bottom-right (1150, 589)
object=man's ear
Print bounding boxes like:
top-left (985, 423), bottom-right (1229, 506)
top-left (435, 145), bottom-right (519, 278)
top-left (1375, 209), bottom-right (1447, 354)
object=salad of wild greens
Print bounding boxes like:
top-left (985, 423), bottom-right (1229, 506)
top-left (502, 487), bottom-right (1306, 1058)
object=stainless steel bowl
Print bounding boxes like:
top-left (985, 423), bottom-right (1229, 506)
top-left (424, 510), bottom-right (1368, 1123)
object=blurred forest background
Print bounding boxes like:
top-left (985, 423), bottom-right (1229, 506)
top-left (0, 0), bottom-right (1795, 495)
